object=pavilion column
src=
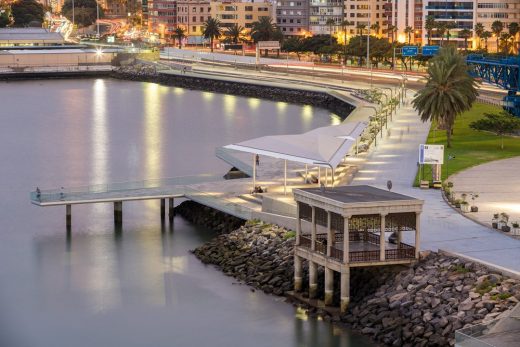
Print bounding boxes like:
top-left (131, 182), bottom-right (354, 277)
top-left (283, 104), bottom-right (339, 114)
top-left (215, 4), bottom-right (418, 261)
top-left (311, 206), bottom-right (316, 251)
top-left (380, 213), bottom-right (386, 261)
top-left (160, 199), bottom-right (165, 220)
top-left (318, 167), bottom-right (321, 184)
top-left (325, 168), bottom-right (328, 186)
top-left (252, 154), bottom-right (256, 191)
top-left (343, 215), bottom-right (350, 263)
top-left (284, 159), bottom-right (287, 195)
top-left (331, 168), bottom-right (335, 187)
top-left (415, 212), bottom-right (421, 259)
top-left (294, 255), bottom-right (302, 292)
top-left (305, 164), bottom-right (308, 183)
top-left (397, 225), bottom-right (402, 246)
top-left (340, 267), bottom-right (350, 313)
top-left (296, 203), bottom-right (301, 245)
top-left (326, 211), bottom-right (332, 257)
top-left (324, 267), bottom-right (334, 305)
top-left (309, 261), bottom-right (318, 299)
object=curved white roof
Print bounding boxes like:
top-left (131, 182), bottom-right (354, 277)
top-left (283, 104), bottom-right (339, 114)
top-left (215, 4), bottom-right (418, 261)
top-left (224, 121), bottom-right (367, 168)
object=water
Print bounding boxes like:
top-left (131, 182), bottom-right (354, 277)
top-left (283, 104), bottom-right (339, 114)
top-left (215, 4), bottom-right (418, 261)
top-left (0, 78), bottom-right (371, 347)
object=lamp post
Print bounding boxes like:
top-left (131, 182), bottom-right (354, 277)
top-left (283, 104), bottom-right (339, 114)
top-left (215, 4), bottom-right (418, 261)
top-left (446, 155), bottom-right (455, 180)
top-left (96, 0), bottom-right (100, 39)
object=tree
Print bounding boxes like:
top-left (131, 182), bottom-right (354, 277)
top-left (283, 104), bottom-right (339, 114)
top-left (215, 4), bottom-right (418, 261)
top-left (404, 26), bottom-right (413, 44)
top-left (62, 0), bottom-right (102, 28)
top-left (500, 32), bottom-right (513, 54)
top-left (482, 31), bottom-right (492, 52)
top-left (340, 20), bottom-right (353, 64)
top-left (370, 22), bottom-right (380, 37)
top-left (203, 17), bottom-right (222, 53)
top-left (469, 111), bottom-right (520, 149)
top-left (425, 16), bottom-right (436, 46)
top-left (437, 22), bottom-right (446, 45)
top-left (250, 17), bottom-right (278, 56)
top-left (459, 29), bottom-right (472, 51)
top-left (412, 46), bottom-right (479, 147)
top-left (11, 0), bottom-right (44, 27)
top-left (174, 27), bottom-right (185, 49)
top-left (282, 36), bottom-right (304, 60)
top-left (474, 23), bottom-right (484, 49)
top-left (0, 9), bottom-right (10, 28)
top-left (508, 22), bottom-right (519, 54)
top-left (326, 18), bottom-right (335, 46)
top-left (491, 20), bottom-right (504, 52)
top-left (225, 24), bottom-right (245, 44)
top-left (445, 21), bottom-right (456, 44)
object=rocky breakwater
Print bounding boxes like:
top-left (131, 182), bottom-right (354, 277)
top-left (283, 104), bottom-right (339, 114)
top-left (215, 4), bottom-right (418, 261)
top-left (191, 217), bottom-right (520, 346)
top-left (175, 201), bottom-right (245, 234)
top-left (345, 252), bottom-right (520, 346)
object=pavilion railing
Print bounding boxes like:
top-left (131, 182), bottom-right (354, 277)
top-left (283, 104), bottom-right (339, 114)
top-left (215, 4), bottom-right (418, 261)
top-left (349, 250), bottom-right (380, 262)
top-left (330, 247), bottom-right (343, 262)
top-left (386, 243), bottom-right (415, 260)
top-left (315, 240), bottom-right (326, 255)
top-left (299, 235), bottom-right (311, 248)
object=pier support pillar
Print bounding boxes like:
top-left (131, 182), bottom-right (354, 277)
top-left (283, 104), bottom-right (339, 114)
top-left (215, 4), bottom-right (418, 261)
top-left (324, 267), bottom-right (334, 306)
top-left (380, 214), bottom-right (386, 261)
top-left (114, 201), bottom-right (123, 225)
top-left (169, 198), bottom-right (174, 222)
top-left (294, 255), bottom-right (302, 292)
top-left (309, 261), bottom-right (318, 299)
top-left (340, 268), bottom-right (350, 313)
top-left (415, 212), bottom-right (421, 259)
top-left (66, 204), bottom-right (71, 229)
top-left (160, 199), bottom-right (165, 220)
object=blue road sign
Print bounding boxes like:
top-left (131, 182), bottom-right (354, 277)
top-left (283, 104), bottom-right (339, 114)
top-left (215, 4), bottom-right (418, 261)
top-left (402, 46), bottom-right (418, 57)
top-left (422, 45), bottom-right (440, 56)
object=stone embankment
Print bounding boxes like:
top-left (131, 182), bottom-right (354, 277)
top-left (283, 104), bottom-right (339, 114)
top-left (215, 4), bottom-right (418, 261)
top-left (184, 203), bottom-right (520, 346)
top-left (112, 65), bottom-right (355, 119)
top-left (175, 200), bottom-right (245, 234)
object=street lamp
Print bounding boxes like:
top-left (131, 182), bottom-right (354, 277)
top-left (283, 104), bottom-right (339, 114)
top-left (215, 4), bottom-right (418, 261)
top-left (446, 154), bottom-right (455, 180)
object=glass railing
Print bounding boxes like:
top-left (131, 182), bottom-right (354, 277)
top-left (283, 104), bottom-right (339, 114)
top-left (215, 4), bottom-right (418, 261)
top-left (455, 318), bottom-right (500, 347)
top-left (215, 147), bottom-right (253, 176)
top-left (30, 173), bottom-right (224, 203)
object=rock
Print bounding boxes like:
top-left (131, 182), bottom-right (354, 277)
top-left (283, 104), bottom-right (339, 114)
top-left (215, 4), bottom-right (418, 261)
top-left (413, 325), bottom-right (425, 336)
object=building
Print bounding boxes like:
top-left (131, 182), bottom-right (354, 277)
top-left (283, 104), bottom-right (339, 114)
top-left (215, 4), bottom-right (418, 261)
top-left (0, 28), bottom-right (65, 48)
top-left (308, 0), bottom-right (343, 35)
top-left (293, 185), bottom-right (423, 313)
top-left (210, 0), bottom-right (272, 30)
top-left (148, 0), bottom-right (178, 38)
top-left (344, 0), bottom-right (386, 37)
top-left (276, 0), bottom-right (310, 36)
top-left (421, 0), bottom-right (474, 47)
top-left (383, 0), bottom-right (422, 44)
top-left (475, 0), bottom-right (520, 51)
top-left (177, 0), bottom-right (212, 43)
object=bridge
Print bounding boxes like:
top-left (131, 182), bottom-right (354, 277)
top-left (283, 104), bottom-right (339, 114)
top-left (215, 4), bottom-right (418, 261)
top-left (466, 54), bottom-right (520, 117)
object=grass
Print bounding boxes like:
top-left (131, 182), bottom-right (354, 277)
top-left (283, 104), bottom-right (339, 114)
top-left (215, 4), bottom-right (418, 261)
top-left (414, 102), bottom-right (520, 186)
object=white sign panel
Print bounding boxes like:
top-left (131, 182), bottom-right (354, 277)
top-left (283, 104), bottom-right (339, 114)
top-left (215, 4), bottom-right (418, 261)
top-left (257, 41), bottom-right (280, 49)
top-left (419, 144), bottom-right (444, 164)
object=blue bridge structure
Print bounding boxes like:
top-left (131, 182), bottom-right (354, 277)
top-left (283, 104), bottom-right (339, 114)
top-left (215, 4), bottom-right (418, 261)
top-left (466, 54), bottom-right (520, 117)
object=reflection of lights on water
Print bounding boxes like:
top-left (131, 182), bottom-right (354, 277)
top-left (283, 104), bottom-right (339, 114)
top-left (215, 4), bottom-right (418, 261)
top-left (330, 115), bottom-right (341, 125)
top-left (144, 83), bottom-right (162, 207)
top-left (224, 94), bottom-right (236, 115)
top-left (202, 91), bottom-right (214, 101)
top-left (277, 101), bottom-right (287, 111)
top-left (295, 306), bottom-right (308, 321)
top-left (248, 97), bottom-right (260, 109)
top-left (163, 256), bottom-right (187, 274)
top-left (91, 79), bottom-right (108, 214)
top-left (173, 87), bottom-right (185, 95)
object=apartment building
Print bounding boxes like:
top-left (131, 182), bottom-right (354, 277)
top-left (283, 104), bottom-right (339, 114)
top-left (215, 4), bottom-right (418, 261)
top-left (476, 0), bottom-right (520, 50)
top-left (344, 0), bottom-right (386, 36)
top-left (148, 0), bottom-right (177, 37)
top-left (177, 0), bottom-right (212, 42)
top-left (276, 0), bottom-right (310, 36)
top-left (421, 0), bottom-right (473, 47)
top-left (210, 1), bottom-right (272, 30)
top-left (383, 0), bottom-right (423, 44)
top-left (308, 0), bottom-right (343, 35)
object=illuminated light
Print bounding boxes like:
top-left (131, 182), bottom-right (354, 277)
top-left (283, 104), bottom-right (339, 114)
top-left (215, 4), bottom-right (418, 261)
top-left (397, 34), bottom-right (406, 43)
top-left (277, 101), bottom-right (287, 111)
top-left (223, 94), bottom-right (236, 115)
top-left (330, 115), bottom-right (342, 125)
top-left (173, 87), bottom-right (185, 95)
top-left (302, 105), bottom-right (313, 122)
top-left (96, 48), bottom-right (103, 56)
top-left (202, 91), bottom-right (214, 101)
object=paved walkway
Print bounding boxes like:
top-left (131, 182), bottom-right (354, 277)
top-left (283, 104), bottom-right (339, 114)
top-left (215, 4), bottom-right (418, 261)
top-left (350, 97), bottom-right (520, 272)
top-left (450, 157), bottom-right (520, 231)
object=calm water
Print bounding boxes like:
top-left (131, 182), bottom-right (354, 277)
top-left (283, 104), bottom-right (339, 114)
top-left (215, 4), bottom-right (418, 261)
top-left (0, 79), bottom-right (371, 347)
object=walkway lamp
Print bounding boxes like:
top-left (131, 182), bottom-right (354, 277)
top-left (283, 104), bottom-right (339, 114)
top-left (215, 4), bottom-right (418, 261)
top-left (446, 155), bottom-right (455, 180)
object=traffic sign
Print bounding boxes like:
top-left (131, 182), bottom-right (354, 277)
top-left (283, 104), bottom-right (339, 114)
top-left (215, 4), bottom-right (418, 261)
top-left (422, 45), bottom-right (440, 56)
top-left (402, 46), bottom-right (418, 57)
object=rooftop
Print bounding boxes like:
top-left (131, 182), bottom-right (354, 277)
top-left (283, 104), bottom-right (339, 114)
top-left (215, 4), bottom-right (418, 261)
top-left (0, 28), bottom-right (64, 44)
top-left (295, 185), bottom-right (418, 204)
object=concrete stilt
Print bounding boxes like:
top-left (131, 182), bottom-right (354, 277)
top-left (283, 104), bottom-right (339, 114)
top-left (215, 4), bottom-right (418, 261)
top-left (114, 201), bottom-right (122, 225)
top-left (294, 255), bottom-right (302, 292)
top-left (66, 204), bottom-right (71, 229)
top-left (309, 261), bottom-right (318, 299)
top-left (340, 268), bottom-right (350, 313)
top-left (324, 268), bottom-right (334, 306)
top-left (160, 199), bottom-right (165, 220)
top-left (168, 198), bottom-right (174, 222)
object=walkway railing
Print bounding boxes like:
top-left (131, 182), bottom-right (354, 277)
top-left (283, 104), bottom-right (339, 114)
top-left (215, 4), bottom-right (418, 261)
top-left (215, 147), bottom-right (253, 177)
top-left (455, 318), bottom-right (500, 347)
top-left (30, 173), bottom-right (224, 203)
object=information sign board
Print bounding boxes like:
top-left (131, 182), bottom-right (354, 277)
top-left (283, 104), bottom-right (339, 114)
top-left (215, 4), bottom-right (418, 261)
top-left (422, 46), bottom-right (440, 56)
top-left (402, 46), bottom-right (418, 57)
top-left (419, 144), bottom-right (444, 165)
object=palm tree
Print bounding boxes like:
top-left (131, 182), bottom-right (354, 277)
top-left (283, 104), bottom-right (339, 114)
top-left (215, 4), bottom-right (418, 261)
top-left (226, 24), bottom-right (244, 44)
top-left (508, 22), bottom-right (519, 54)
top-left (326, 18), bottom-right (336, 46)
top-left (474, 23), bottom-right (484, 49)
top-left (491, 20), bottom-right (504, 52)
top-left (437, 22), bottom-right (447, 46)
top-left (203, 18), bottom-right (222, 52)
top-left (404, 26), bottom-right (414, 44)
top-left (425, 16), bottom-right (436, 46)
top-left (250, 17), bottom-right (277, 56)
top-left (340, 20), bottom-right (353, 64)
top-left (459, 29), bottom-right (471, 51)
top-left (482, 31), bottom-right (492, 52)
top-left (356, 23), bottom-right (367, 65)
top-left (500, 32), bottom-right (513, 54)
top-left (386, 24), bottom-right (397, 42)
top-left (445, 21), bottom-right (456, 44)
top-left (173, 27), bottom-right (185, 49)
top-left (412, 46), bottom-right (479, 147)
top-left (370, 22), bottom-right (380, 37)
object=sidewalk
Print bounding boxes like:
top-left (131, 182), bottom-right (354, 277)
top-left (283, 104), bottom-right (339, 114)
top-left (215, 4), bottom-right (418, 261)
top-left (350, 96), bottom-right (520, 272)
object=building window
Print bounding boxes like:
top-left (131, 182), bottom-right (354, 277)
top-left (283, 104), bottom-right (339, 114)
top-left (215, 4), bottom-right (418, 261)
top-left (192, 26), bottom-right (196, 32)
top-left (245, 6), bottom-right (253, 11)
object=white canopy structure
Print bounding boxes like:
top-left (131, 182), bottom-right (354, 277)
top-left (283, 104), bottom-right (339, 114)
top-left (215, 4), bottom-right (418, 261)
top-left (223, 121), bottom-right (368, 194)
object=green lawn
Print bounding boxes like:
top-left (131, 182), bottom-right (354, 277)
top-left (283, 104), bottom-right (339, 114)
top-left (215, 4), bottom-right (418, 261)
top-left (414, 102), bottom-right (520, 185)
